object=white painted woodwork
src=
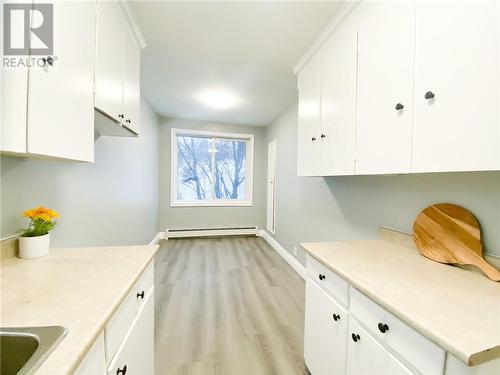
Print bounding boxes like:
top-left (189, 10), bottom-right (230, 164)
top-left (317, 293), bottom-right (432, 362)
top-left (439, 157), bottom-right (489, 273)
top-left (105, 262), bottom-right (154, 364)
top-left (297, 55), bottom-right (320, 177)
top-left (75, 333), bottom-right (106, 375)
top-left (95, 0), bottom-right (126, 122)
top-left (346, 316), bottom-right (412, 375)
top-left (318, 15), bottom-right (357, 176)
top-left (27, 0), bottom-right (95, 162)
top-left (266, 140), bottom-right (277, 234)
top-left (304, 277), bottom-right (348, 375)
top-left (107, 288), bottom-right (155, 375)
top-left (350, 286), bottom-right (445, 375)
top-left (1, 67), bottom-right (28, 153)
top-left (354, 0), bottom-right (414, 174)
top-left (122, 27), bottom-right (141, 134)
top-left (445, 354), bottom-right (500, 375)
top-left (412, 0), bottom-right (500, 173)
top-left (306, 255), bottom-right (348, 306)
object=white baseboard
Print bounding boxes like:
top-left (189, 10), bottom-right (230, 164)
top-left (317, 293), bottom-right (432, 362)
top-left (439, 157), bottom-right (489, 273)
top-left (149, 232), bottom-right (166, 246)
top-left (258, 229), bottom-right (306, 280)
top-left (165, 227), bottom-right (258, 239)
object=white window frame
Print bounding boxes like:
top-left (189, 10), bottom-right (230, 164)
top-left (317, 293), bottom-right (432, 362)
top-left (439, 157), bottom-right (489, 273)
top-left (171, 128), bottom-right (254, 207)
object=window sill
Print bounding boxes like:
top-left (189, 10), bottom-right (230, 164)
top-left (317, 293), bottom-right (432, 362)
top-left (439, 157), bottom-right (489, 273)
top-left (171, 201), bottom-right (253, 208)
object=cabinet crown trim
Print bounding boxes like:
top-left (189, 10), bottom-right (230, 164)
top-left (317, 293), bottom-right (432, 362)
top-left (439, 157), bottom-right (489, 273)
top-left (118, 0), bottom-right (147, 49)
top-left (293, 0), bottom-right (360, 74)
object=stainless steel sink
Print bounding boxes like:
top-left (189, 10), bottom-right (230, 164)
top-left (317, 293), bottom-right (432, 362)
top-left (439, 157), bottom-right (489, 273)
top-left (0, 326), bottom-right (67, 375)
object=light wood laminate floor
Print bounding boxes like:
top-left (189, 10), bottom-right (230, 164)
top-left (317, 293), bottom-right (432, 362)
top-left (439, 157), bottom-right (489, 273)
top-left (154, 236), bottom-right (306, 375)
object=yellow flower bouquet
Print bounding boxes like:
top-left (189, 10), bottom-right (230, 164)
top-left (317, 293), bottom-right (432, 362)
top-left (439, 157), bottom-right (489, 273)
top-left (23, 206), bottom-right (59, 237)
top-left (19, 207), bottom-right (59, 259)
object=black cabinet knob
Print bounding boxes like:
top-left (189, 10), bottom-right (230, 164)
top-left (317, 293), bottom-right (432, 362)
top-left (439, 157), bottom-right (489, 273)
top-left (320, 134), bottom-right (326, 139)
top-left (117, 365), bottom-right (127, 375)
top-left (395, 103), bottom-right (404, 111)
top-left (332, 313), bottom-right (340, 321)
top-left (311, 137), bottom-right (316, 141)
top-left (126, 119), bottom-right (131, 124)
top-left (318, 274), bottom-right (326, 281)
top-left (424, 91), bottom-right (435, 100)
top-left (378, 323), bottom-right (389, 333)
top-left (136, 290), bottom-right (145, 299)
top-left (42, 56), bottom-right (54, 67)
top-left (118, 113), bottom-right (125, 119)
top-left (351, 333), bottom-right (360, 342)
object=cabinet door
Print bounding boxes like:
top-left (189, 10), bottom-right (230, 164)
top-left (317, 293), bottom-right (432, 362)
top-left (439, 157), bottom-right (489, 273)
top-left (108, 288), bottom-right (154, 375)
top-left (27, 0), bottom-right (95, 162)
top-left (304, 278), bottom-right (348, 375)
top-left (95, 0), bottom-right (125, 122)
top-left (319, 16), bottom-right (357, 176)
top-left (355, 0), bottom-right (414, 175)
top-left (297, 56), bottom-right (320, 177)
top-left (75, 333), bottom-right (106, 375)
top-left (413, 1), bottom-right (500, 173)
top-left (122, 28), bottom-right (141, 134)
top-left (346, 317), bottom-right (412, 375)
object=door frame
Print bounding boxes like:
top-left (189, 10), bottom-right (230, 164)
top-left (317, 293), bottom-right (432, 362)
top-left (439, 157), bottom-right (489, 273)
top-left (267, 140), bottom-right (277, 234)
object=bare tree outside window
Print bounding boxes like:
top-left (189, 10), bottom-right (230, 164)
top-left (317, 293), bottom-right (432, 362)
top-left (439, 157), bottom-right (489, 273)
top-left (175, 134), bottom-right (249, 202)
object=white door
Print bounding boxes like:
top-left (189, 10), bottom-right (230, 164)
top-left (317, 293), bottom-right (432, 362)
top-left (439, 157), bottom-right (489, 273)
top-left (267, 140), bottom-right (277, 234)
top-left (122, 27), bottom-right (141, 134)
top-left (304, 278), bottom-right (348, 375)
top-left (108, 288), bottom-right (154, 375)
top-left (346, 316), bottom-right (411, 375)
top-left (27, 0), bottom-right (95, 162)
top-left (355, 0), bottom-right (415, 175)
top-left (319, 15), bottom-right (357, 176)
top-left (297, 56), bottom-right (320, 177)
top-left (412, 0), bottom-right (500, 173)
top-left (95, 0), bottom-right (126, 122)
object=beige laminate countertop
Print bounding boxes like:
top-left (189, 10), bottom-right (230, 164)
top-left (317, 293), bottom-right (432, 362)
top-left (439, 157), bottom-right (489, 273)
top-left (301, 237), bottom-right (500, 366)
top-left (0, 244), bottom-right (159, 374)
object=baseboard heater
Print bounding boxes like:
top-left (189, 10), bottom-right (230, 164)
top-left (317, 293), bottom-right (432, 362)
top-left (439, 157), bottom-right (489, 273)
top-left (166, 226), bottom-right (258, 239)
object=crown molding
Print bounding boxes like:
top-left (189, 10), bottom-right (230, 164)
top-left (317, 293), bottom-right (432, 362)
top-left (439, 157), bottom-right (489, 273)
top-left (118, 0), bottom-right (147, 49)
top-left (293, 0), bottom-right (361, 74)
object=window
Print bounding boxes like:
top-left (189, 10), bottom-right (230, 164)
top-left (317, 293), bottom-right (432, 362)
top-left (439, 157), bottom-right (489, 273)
top-left (171, 128), bottom-right (254, 206)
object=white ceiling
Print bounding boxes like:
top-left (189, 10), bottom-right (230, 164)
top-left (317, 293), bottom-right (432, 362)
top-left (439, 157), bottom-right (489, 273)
top-left (130, 1), bottom-right (345, 126)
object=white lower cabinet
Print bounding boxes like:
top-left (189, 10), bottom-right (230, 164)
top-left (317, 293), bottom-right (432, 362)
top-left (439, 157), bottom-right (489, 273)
top-left (108, 288), bottom-right (154, 375)
top-left (304, 255), bottom-right (445, 375)
top-left (304, 278), bottom-right (348, 374)
top-left (346, 317), bottom-right (411, 375)
top-left (77, 262), bottom-right (154, 375)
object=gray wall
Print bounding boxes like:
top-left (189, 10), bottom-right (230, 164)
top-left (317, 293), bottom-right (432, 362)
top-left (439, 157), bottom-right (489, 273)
top-left (159, 117), bottom-right (266, 231)
top-left (0, 99), bottom-right (160, 247)
top-left (265, 104), bottom-right (500, 265)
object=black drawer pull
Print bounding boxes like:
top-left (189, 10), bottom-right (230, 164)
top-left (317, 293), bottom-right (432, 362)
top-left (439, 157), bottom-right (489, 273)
top-left (378, 323), bottom-right (389, 333)
top-left (332, 313), bottom-right (340, 322)
top-left (136, 290), bottom-right (145, 299)
top-left (351, 333), bottom-right (360, 342)
top-left (318, 274), bottom-right (326, 281)
top-left (117, 365), bottom-right (127, 375)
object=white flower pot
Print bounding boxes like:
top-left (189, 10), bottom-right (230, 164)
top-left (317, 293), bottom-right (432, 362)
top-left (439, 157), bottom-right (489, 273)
top-left (18, 233), bottom-right (50, 259)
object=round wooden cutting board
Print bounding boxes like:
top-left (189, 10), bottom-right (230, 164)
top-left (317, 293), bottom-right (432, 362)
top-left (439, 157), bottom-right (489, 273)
top-left (413, 203), bottom-right (500, 282)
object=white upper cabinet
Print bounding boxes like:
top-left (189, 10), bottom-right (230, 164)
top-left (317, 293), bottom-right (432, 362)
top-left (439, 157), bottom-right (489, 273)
top-left (95, 0), bottom-right (125, 123)
top-left (27, 0), bottom-right (96, 162)
top-left (122, 28), bottom-right (141, 134)
top-left (297, 55), bottom-right (321, 177)
top-left (95, 0), bottom-right (141, 135)
top-left (319, 15), bottom-right (357, 176)
top-left (1, 0), bottom-right (96, 162)
top-left (354, 0), bottom-right (414, 175)
top-left (412, 0), bottom-right (500, 173)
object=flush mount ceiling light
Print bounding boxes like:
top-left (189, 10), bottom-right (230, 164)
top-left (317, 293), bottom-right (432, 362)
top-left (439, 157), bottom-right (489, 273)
top-left (196, 88), bottom-right (241, 110)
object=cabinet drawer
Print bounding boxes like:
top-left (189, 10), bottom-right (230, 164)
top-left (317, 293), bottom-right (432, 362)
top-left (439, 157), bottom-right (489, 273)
top-left (350, 286), bottom-right (445, 374)
top-left (307, 255), bottom-right (348, 306)
top-left (105, 262), bottom-right (154, 364)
